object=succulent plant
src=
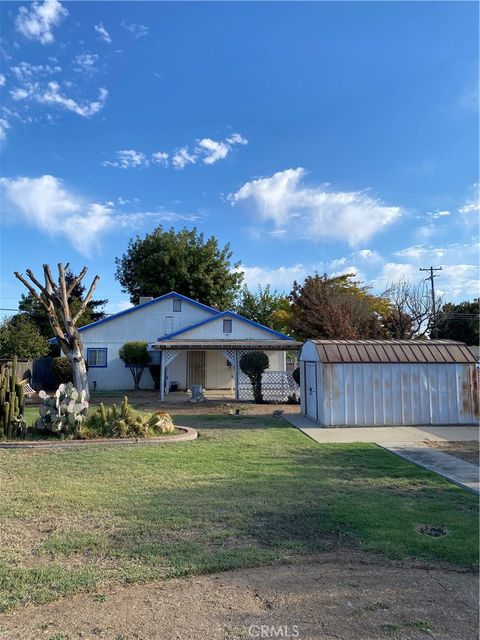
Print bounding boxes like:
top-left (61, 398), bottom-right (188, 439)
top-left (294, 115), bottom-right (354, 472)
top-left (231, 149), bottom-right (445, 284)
top-left (36, 382), bottom-right (89, 437)
top-left (0, 356), bottom-right (26, 440)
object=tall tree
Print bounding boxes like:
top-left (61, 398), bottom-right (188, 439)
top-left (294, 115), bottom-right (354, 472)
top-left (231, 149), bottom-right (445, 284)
top-left (436, 300), bottom-right (479, 345)
top-left (234, 285), bottom-right (291, 332)
top-left (115, 226), bottom-right (243, 308)
top-left (18, 270), bottom-right (107, 341)
top-left (383, 278), bottom-right (442, 339)
top-left (289, 273), bottom-right (389, 340)
top-left (0, 314), bottom-right (50, 360)
top-left (14, 263), bottom-right (100, 398)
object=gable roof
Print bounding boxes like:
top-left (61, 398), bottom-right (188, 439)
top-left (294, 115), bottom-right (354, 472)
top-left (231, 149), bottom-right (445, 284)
top-left (49, 292), bottom-right (219, 343)
top-left (158, 310), bottom-right (294, 341)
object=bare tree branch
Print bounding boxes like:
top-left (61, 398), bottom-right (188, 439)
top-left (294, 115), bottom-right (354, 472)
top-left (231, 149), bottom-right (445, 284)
top-left (72, 275), bottom-right (100, 325)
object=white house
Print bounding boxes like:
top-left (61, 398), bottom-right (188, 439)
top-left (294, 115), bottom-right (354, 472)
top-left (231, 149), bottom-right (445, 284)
top-left (300, 339), bottom-right (479, 426)
top-left (56, 292), bottom-right (301, 401)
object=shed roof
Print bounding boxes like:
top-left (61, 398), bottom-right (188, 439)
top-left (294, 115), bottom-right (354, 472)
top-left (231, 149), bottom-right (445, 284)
top-left (308, 340), bottom-right (477, 364)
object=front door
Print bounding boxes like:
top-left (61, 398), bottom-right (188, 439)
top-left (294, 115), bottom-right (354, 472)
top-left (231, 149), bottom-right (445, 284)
top-left (187, 351), bottom-right (206, 388)
top-left (305, 362), bottom-right (317, 420)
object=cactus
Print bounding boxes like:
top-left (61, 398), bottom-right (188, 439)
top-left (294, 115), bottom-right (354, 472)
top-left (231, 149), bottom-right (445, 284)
top-left (36, 383), bottom-right (89, 437)
top-left (0, 356), bottom-right (27, 440)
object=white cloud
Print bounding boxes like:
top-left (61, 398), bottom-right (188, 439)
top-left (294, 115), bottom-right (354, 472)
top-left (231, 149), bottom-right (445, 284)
top-left (357, 249), bottom-right (382, 262)
top-left (73, 53), bottom-right (98, 75)
top-left (15, 0), bottom-right (68, 44)
top-left (172, 146), bottom-right (197, 170)
top-left (230, 168), bottom-right (401, 246)
top-left (459, 183), bottom-right (479, 215)
top-left (151, 151), bottom-right (168, 166)
top-left (0, 118), bottom-right (10, 141)
top-left (11, 61), bottom-right (61, 81)
top-left (226, 132), bottom-right (248, 145)
top-left (427, 210), bottom-right (450, 219)
top-left (103, 149), bottom-right (148, 169)
top-left (197, 138), bottom-right (230, 165)
top-left (12, 81), bottom-right (108, 117)
top-left (121, 21), bottom-right (149, 39)
top-left (94, 22), bottom-right (112, 44)
top-left (241, 264), bottom-right (308, 291)
top-left (0, 74), bottom-right (6, 87)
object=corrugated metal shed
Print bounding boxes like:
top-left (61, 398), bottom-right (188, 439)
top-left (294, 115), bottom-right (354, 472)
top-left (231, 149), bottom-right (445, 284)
top-left (311, 340), bottom-right (476, 364)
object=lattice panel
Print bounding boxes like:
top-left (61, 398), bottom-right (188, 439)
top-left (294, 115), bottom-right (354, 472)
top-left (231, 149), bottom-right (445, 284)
top-left (238, 371), bottom-right (298, 402)
top-left (163, 350), bottom-right (179, 367)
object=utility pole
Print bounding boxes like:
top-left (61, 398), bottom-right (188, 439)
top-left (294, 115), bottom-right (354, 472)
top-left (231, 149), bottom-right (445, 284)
top-left (420, 266), bottom-right (442, 339)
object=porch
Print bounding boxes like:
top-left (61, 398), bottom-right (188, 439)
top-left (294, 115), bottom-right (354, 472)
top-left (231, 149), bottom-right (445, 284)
top-left (150, 339), bottom-right (302, 403)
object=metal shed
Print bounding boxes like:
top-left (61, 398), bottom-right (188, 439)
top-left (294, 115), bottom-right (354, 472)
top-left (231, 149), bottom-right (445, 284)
top-left (299, 339), bottom-right (479, 426)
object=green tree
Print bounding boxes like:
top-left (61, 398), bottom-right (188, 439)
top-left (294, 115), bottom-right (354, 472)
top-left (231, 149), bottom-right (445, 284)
top-left (234, 285), bottom-right (291, 332)
top-left (115, 226), bottom-right (243, 308)
top-left (18, 269), bottom-right (107, 351)
top-left (289, 273), bottom-right (389, 340)
top-left (239, 351), bottom-right (269, 403)
top-left (436, 300), bottom-right (479, 345)
top-left (0, 314), bottom-right (50, 359)
top-left (119, 341), bottom-right (151, 390)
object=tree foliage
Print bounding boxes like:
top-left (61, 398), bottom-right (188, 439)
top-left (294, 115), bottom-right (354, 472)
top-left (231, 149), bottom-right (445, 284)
top-left (239, 351), bottom-right (269, 403)
top-left (289, 273), bottom-right (389, 340)
top-left (115, 226), bottom-right (244, 309)
top-left (119, 341), bottom-right (151, 390)
top-left (234, 285), bottom-right (291, 333)
top-left (436, 300), bottom-right (479, 345)
top-left (0, 314), bottom-right (50, 360)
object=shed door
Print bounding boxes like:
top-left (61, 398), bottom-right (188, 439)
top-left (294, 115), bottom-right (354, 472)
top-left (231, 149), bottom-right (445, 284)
top-left (187, 351), bottom-right (206, 388)
top-left (305, 362), bottom-right (317, 420)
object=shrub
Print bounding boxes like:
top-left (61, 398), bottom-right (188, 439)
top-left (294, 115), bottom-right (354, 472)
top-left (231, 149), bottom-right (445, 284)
top-left (119, 342), bottom-right (151, 390)
top-left (52, 357), bottom-right (73, 385)
top-left (239, 351), bottom-right (269, 403)
top-left (292, 367), bottom-right (300, 385)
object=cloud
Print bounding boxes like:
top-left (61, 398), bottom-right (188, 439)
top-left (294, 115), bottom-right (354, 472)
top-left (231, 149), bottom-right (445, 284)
top-left (459, 183), bottom-right (479, 215)
top-left (230, 168), bottom-right (401, 246)
top-left (427, 210), bottom-right (450, 219)
top-left (0, 118), bottom-right (10, 141)
top-left (151, 151), bottom-right (168, 166)
top-left (15, 0), bottom-right (68, 44)
top-left (121, 21), bottom-right (149, 39)
top-left (172, 146), bottom-right (197, 170)
top-left (73, 53), bottom-right (98, 75)
top-left (1, 175), bottom-right (201, 255)
top-left (11, 81), bottom-right (108, 117)
top-left (94, 22), bottom-right (112, 43)
top-left (103, 149), bottom-right (148, 169)
top-left (197, 132), bottom-right (247, 165)
top-left (11, 61), bottom-right (61, 81)
top-left (241, 264), bottom-right (309, 291)
top-left (0, 74), bottom-right (6, 87)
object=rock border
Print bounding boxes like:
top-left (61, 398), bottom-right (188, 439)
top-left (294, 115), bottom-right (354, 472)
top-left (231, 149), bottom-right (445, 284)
top-left (0, 426), bottom-right (198, 449)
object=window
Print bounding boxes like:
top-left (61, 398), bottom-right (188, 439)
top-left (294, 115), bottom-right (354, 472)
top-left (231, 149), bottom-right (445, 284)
top-left (87, 348), bottom-right (107, 368)
top-left (173, 299), bottom-right (182, 312)
top-left (223, 319), bottom-right (232, 333)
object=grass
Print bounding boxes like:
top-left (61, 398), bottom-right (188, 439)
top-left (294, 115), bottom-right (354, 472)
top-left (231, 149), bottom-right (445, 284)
top-left (0, 412), bottom-right (477, 612)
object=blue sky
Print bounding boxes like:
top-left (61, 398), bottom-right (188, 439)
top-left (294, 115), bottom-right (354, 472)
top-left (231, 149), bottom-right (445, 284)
top-left (1, 0), bottom-right (478, 316)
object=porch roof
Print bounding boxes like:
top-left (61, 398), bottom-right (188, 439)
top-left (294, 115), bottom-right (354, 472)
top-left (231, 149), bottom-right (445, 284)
top-left (151, 339), bottom-right (302, 351)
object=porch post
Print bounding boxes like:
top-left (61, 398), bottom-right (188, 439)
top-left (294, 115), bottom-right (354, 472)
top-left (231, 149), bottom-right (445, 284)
top-left (159, 350), bottom-right (165, 402)
top-left (234, 350), bottom-right (240, 400)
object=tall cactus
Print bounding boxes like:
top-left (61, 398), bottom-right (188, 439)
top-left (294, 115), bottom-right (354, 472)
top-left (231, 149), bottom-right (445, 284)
top-left (0, 356), bottom-right (27, 439)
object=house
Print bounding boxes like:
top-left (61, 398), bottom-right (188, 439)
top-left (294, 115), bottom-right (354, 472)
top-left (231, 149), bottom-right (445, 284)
top-left (58, 292), bottom-right (301, 401)
top-left (300, 339), bottom-right (479, 426)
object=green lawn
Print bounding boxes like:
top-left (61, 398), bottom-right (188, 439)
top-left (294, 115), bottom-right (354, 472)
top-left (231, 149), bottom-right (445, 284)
top-left (0, 413), bottom-right (477, 612)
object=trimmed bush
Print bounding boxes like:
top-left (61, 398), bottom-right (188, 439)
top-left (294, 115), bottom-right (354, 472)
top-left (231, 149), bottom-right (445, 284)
top-left (119, 342), bottom-right (151, 390)
top-left (292, 367), bottom-right (300, 385)
top-left (239, 351), bottom-right (269, 403)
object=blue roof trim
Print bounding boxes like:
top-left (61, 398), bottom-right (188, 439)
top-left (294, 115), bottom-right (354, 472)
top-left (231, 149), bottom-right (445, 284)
top-left (158, 310), bottom-right (294, 341)
top-left (48, 292), bottom-right (219, 343)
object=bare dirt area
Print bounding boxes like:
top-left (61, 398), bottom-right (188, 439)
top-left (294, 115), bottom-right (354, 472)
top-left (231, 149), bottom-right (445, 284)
top-left (0, 550), bottom-right (477, 640)
top-left (426, 440), bottom-right (479, 466)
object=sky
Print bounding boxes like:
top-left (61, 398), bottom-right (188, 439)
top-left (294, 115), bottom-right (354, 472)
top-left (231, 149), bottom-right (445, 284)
top-left (0, 0), bottom-right (478, 317)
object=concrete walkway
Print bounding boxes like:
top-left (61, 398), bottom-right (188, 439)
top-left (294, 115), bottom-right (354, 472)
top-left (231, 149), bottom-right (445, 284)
top-left (284, 413), bottom-right (479, 494)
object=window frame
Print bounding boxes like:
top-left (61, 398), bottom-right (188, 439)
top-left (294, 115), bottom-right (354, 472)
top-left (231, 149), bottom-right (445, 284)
top-left (223, 318), bottom-right (233, 334)
top-left (173, 299), bottom-right (182, 313)
top-left (86, 347), bottom-right (108, 368)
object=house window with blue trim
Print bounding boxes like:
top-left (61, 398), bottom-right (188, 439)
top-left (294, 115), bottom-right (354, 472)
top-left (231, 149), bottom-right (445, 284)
top-left (173, 299), bottom-right (182, 312)
top-left (87, 348), bottom-right (108, 368)
top-left (223, 319), bottom-right (232, 333)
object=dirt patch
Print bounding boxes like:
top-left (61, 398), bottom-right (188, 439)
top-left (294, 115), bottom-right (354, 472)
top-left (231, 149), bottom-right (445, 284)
top-left (426, 440), bottom-right (479, 466)
top-left (0, 550), bottom-right (477, 640)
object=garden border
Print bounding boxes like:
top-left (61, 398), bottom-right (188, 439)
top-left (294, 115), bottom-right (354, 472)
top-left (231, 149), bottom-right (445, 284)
top-left (0, 426), bottom-right (198, 448)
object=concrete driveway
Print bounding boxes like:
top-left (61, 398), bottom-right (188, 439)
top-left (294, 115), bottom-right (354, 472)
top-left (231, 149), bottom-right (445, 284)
top-left (284, 414), bottom-right (479, 494)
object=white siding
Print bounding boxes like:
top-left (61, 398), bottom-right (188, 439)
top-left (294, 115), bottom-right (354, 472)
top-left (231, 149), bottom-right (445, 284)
top-left (171, 316), bottom-right (283, 341)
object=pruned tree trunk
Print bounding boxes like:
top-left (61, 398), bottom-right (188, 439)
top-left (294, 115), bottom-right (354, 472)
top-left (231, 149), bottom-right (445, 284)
top-left (14, 263), bottom-right (99, 400)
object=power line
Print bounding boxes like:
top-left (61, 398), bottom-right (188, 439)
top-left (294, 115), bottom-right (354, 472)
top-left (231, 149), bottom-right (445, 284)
top-left (420, 266), bottom-right (442, 339)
